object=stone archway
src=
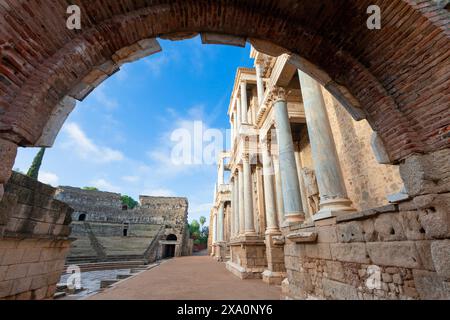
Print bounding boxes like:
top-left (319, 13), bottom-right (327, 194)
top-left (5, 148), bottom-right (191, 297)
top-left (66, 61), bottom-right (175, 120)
top-left (0, 1), bottom-right (449, 198)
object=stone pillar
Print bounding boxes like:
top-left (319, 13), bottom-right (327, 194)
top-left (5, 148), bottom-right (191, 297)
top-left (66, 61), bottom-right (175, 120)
top-left (238, 166), bottom-right (245, 236)
top-left (233, 172), bottom-right (240, 238)
top-left (243, 154), bottom-right (256, 236)
top-left (236, 98), bottom-right (242, 128)
top-left (217, 202), bottom-right (224, 242)
top-left (230, 178), bottom-right (235, 238)
top-left (255, 64), bottom-right (265, 106)
top-left (295, 148), bottom-right (311, 219)
top-left (213, 212), bottom-right (217, 243)
top-left (272, 155), bottom-right (285, 227)
top-left (272, 87), bottom-right (305, 224)
top-left (218, 161), bottom-right (224, 186)
top-left (298, 70), bottom-right (355, 221)
top-left (240, 81), bottom-right (248, 124)
top-left (261, 137), bottom-right (279, 233)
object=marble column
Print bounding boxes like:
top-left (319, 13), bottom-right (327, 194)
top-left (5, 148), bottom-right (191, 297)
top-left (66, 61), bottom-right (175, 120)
top-left (218, 202), bottom-right (224, 242)
top-left (240, 81), bottom-right (248, 124)
top-left (238, 166), bottom-right (245, 236)
top-left (236, 98), bottom-right (242, 128)
top-left (298, 70), bottom-right (355, 221)
top-left (255, 64), bottom-right (265, 107)
top-left (272, 87), bottom-right (305, 224)
top-left (243, 154), bottom-right (256, 235)
top-left (218, 161), bottom-right (224, 186)
top-left (230, 178), bottom-right (235, 238)
top-left (261, 137), bottom-right (279, 233)
top-left (213, 212), bottom-right (217, 243)
top-left (272, 155), bottom-right (285, 227)
top-left (233, 172), bottom-right (240, 238)
top-left (295, 148), bottom-right (311, 220)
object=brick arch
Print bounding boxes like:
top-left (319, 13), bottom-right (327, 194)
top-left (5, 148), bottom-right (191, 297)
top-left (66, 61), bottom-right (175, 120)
top-left (0, 0), bottom-right (448, 190)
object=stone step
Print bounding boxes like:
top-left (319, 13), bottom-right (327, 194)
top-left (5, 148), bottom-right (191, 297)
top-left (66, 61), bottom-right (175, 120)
top-left (116, 274), bottom-right (132, 280)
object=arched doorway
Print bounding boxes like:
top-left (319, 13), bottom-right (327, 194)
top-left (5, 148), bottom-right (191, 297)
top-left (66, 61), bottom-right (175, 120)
top-left (163, 234), bottom-right (178, 259)
top-left (78, 213), bottom-right (86, 221)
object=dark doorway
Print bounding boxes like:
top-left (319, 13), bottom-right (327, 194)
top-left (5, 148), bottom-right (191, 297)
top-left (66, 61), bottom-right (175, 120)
top-left (78, 214), bottom-right (86, 221)
top-left (164, 244), bottom-right (176, 258)
top-left (123, 222), bottom-right (129, 237)
top-left (166, 234), bottom-right (177, 241)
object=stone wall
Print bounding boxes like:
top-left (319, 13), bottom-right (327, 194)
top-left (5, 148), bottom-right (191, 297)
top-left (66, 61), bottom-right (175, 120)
top-left (0, 173), bottom-right (73, 300)
top-left (323, 88), bottom-right (403, 211)
top-left (282, 149), bottom-right (450, 300)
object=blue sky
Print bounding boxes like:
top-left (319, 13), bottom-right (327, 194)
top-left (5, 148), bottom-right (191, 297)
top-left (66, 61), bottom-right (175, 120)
top-left (13, 36), bottom-right (254, 224)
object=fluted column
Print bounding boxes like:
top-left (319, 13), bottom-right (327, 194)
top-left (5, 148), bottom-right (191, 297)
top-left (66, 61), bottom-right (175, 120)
top-left (213, 212), bottom-right (217, 243)
top-left (272, 155), bottom-right (285, 227)
top-left (243, 154), bottom-right (256, 235)
top-left (236, 98), bottom-right (242, 128)
top-left (230, 178), bottom-right (236, 238)
top-left (240, 81), bottom-right (248, 124)
top-left (233, 173), bottom-right (240, 238)
top-left (255, 64), bottom-right (265, 106)
top-left (238, 166), bottom-right (245, 236)
top-left (218, 202), bottom-right (224, 242)
top-left (272, 87), bottom-right (305, 224)
top-left (298, 70), bottom-right (355, 221)
top-left (261, 136), bottom-right (279, 233)
top-left (218, 161), bottom-right (224, 186)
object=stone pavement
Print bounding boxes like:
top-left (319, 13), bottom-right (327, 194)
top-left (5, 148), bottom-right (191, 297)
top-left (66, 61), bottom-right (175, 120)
top-left (88, 256), bottom-right (281, 300)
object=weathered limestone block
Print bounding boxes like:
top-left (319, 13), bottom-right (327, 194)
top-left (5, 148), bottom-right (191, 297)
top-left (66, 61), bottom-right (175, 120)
top-left (400, 149), bottom-right (450, 196)
top-left (316, 225), bottom-right (338, 243)
top-left (366, 242), bottom-right (421, 269)
top-left (336, 221), bottom-right (365, 243)
top-left (304, 243), bottom-right (332, 260)
top-left (35, 97), bottom-right (76, 147)
top-left (330, 243), bottom-right (370, 264)
top-left (322, 278), bottom-right (359, 300)
top-left (431, 240), bottom-right (450, 279)
top-left (371, 132), bottom-right (391, 164)
top-left (201, 33), bottom-right (246, 47)
top-left (374, 214), bottom-right (406, 241)
top-left (361, 219), bottom-right (378, 242)
top-left (249, 39), bottom-right (289, 57)
top-left (113, 39), bottom-right (162, 65)
top-left (415, 241), bottom-right (436, 271)
top-left (413, 269), bottom-right (450, 300)
top-left (399, 211), bottom-right (426, 240)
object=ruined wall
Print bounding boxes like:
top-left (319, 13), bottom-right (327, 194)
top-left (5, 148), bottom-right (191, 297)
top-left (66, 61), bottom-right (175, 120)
top-left (0, 173), bottom-right (72, 300)
top-left (282, 149), bottom-right (450, 300)
top-left (55, 188), bottom-right (189, 263)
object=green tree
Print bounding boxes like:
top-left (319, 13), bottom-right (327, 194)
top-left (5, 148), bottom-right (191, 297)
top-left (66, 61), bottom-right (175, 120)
top-left (26, 147), bottom-right (46, 180)
top-left (82, 187), bottom-right (99, 191)
top-left (199, 216), bottom-right (206, 229)
top-left (121, 195), bottom-right (138, 209)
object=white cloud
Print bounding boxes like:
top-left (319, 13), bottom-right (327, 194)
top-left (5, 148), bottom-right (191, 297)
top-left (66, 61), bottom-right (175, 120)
top-left (122, 175), bottom-right (140, 183)
top-left (90, 84), bottom-right (119, 110)
top-left (90, 179), bottom-right (121, 193)
top-left (39, 171), bottom-right (59, 186)
top-left (62, 122), bottom-right (124, 163)
top-left (142, 188), bottom-right (175, 197)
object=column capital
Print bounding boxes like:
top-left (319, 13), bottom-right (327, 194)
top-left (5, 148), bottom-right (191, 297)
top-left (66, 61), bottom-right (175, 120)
top-left (269, 87), bottom-right (287, 104)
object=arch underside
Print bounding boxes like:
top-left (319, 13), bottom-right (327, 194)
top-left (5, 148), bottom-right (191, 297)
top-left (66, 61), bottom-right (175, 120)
top-left (0, 0), bottom-right (448, 163)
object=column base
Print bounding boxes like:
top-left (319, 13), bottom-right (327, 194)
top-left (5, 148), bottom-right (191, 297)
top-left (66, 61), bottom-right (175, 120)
top-left (262, 270), bottom-right (286, 285)
top-left (313, 198), bottom-right (356, 222)
top-left (226, 238), bottom-right (267, 280)
top-left (285, 212), bottom-right (305, 224)
top-left (213, 241), bottom-right (227, 262)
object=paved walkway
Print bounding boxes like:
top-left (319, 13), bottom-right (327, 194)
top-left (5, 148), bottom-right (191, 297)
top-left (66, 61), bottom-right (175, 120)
top-left (89, 255), bottom-right (281, 300)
